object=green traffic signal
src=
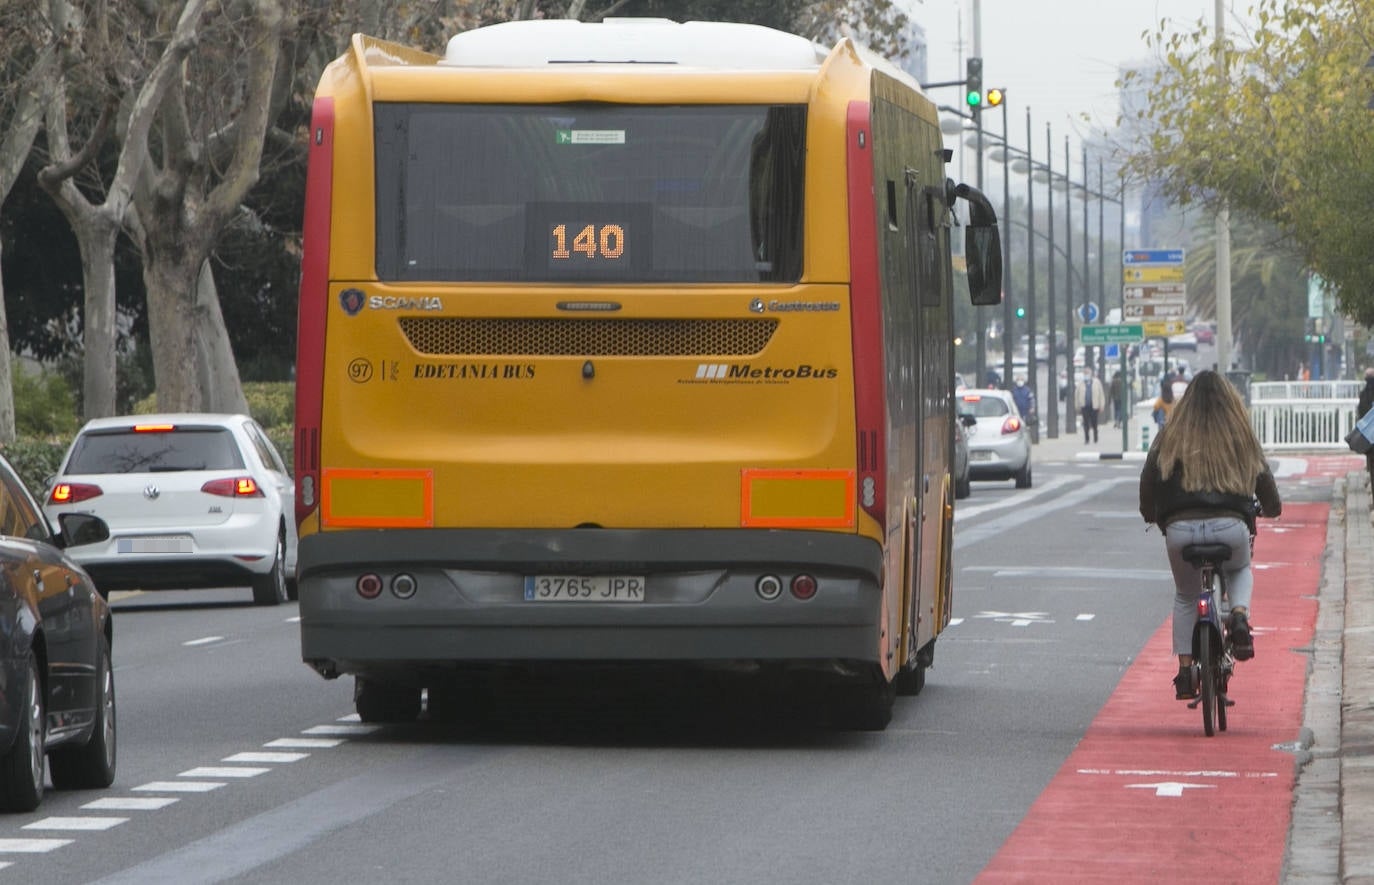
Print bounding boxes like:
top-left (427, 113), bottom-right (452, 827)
top-left (965, 57), bottom-right (983, 109)
top-left (1015, 306), bottom-right (1025, 318)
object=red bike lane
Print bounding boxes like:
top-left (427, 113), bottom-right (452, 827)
top-left (976, 498), bottom-right (1328, 884)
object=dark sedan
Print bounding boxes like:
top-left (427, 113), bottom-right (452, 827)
top-left (0, 453), bottom-right (115, 811)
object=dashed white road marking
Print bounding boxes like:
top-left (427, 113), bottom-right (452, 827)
top-left (83, 797), bottom-right (179, 811)
top-left (0, 838), bottom-right (71, 853)
top-left (222, 751), bottom-right (308, 764)
top-left (1076, 613), bottom-right (1096, 621)
top-left (285, 616), bottom-right (301, 623)
top-left (24, 817), bottom-right (127, 831)
top-left (182, 636), bottom-right (223, 647)
top-left (135, 781), bottom-right (225, 793)
top-left (265, 738), bottom-right (343, 749)
top-left (974, 610), bottom-right (1054, 627)
top-left (179, 766), bottom-right (270, 779)
top-left (1126, 781), bottom-right (1216, 797)
top-left (303, 723), bottom-right (378, 736)
top-left (946, 617), bottom-right (965, 627)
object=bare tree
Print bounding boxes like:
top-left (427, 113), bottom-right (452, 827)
top-left (39, 0), bottom-right (211, 419)
top-left (0, 3), bottom-right (64, 441)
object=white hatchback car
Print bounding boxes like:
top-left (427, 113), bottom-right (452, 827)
top-left (43, 413), bottom-right (297, 605)
top-left (956, 390), bottom-right (1032, 489)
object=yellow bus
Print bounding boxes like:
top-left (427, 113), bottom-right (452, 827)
top-left (294, 18), bottom-right (1001, 730)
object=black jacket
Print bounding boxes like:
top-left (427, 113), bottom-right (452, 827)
top-left (1138, 446), bottom-right (1282, 533)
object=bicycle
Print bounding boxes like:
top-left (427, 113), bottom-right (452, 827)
top-left (1181, 542), bottom-right (1236, 736)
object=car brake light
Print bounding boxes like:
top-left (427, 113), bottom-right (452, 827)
top-left (201, 477), bottom-right (265, 498)
top-left (133, 424), bottom-right (175, 432)
top-left (1001, 416), bottom-right (1023, 435)
top-left (49, 482), bottom-right (103, 504)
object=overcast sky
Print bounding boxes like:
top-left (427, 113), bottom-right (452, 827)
top-left (908, 1), bottom-right (1245, 156)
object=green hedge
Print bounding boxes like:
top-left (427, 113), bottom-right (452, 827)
top-left (9, 380), bottom-right (297, 497)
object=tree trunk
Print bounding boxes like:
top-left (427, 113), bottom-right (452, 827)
top-left (71, 218), bottom-right (120, 420)
top-left (192, 261), bottom-right (248, 414)
top-left (0, 258), bottom-right (17, 444)
top-left (143, 257), bottom-right (202, 413)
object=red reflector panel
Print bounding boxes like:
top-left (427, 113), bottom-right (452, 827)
top-left (133, 424), bottom-right (176, 433)
top-left (202, 477), bottom-right (265, 498)
top-left (49, 483), bottom-right (103, 505)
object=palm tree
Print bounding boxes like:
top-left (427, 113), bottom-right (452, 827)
top-left (1184, 215), bottom-right (1308, 379)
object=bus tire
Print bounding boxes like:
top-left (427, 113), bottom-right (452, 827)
top-left (355, 677), bottom-right (422, 723)
top-left (831, 670), bottom-right (895, 731)
top-left (895, 660), bottom-right (926, 697)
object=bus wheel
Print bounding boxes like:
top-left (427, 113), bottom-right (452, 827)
top-left (894, 660), bottom-right (926, 696)
top-left (354, 677), bottom-right (422, 723)
top-left (831, 669), bottom-right (895, 731)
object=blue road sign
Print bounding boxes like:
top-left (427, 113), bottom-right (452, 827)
top-left (1123, 249), bottom-right (1185, 265)
top-left (1078, 302), bottom-right (1100, 323)
top-left (1104, 343), bottom-right (1120, 359)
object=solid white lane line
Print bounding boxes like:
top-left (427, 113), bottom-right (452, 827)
top-left (265, 738), bottom-right (343, 749)
top-left (303, 724), bottom-right (379, 736)
top-left (0, 838), bottom-right (71, 853)
top-left (222, 751), bottom-right (308, 764)
top-left (82, 797), bottom-right (179, 811)
top-left (24, 817), bottom-right (127, 831)
top-left (182, 636), bottom-right (224, 647)
top-left (135, 781), bottom-right (226, 793)
top-left (179, 766), bottom-right (270, 779)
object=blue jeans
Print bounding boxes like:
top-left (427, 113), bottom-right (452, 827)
top-left (1163, 517), bottom-right (1252, 655)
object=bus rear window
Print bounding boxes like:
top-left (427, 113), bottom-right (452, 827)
top-left (374, 103), bottom-right (805, 283)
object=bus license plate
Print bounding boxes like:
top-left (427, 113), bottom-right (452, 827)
top-left (524, 575), bottom-right (645, 602)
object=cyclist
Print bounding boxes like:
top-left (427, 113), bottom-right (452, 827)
top-left (1137, 370), bottom-right (1283, 700)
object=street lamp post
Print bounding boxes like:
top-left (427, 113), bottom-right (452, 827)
top-left (1064, 135), bottom-right (1076, 436)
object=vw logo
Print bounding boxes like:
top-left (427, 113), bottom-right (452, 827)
top-left (143, 485), bottom-right (160, 500)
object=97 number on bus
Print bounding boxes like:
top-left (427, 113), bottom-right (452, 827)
top-left (552, 223), bottom-right (625, 261)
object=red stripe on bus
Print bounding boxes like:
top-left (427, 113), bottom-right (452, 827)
top-left (294, 97), bottom-right (334, 527)
top-left (846, 101), bottom-right (886, 530)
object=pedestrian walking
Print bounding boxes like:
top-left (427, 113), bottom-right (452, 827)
top-left (1075, 370), bottom-right (1106, 444)
top-left (1359, 367), bottom-right (1374, 503)
top-left (1109, 371), bottom-right (1124, 427)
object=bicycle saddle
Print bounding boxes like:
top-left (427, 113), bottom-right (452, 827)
top-left (1182, 543), bottom-right (1232, 567)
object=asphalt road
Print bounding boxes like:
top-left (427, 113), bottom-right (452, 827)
top-left (0, 458), bottom-right (1210, 884)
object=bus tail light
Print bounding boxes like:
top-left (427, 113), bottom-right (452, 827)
top-left (357, 573), bottom-right (383, 599)
top-left (756, 575), bottom-right (782, 600)
top-left (49, 483), bottom-right (104, 505)
top-left (847, 101), bottom-right (886, 531)
top-left (790, 574), bottom-right (818, 600)
top-left (294, 96), bottom-right (334, 527)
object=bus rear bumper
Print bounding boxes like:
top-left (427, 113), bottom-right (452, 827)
top-left (297, 528), bottom-right (884, 678)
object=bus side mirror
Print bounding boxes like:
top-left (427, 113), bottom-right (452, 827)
top-left (953, 181), bottom-right (1003, 307)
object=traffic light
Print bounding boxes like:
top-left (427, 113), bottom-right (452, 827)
top-left (965, 58), bottom-right (983, 110)
top-left (986, 88), bottom-right (1005, 108)
top-left (1015, 306), bottom-right (1025, 319)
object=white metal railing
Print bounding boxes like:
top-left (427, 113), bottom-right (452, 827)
top-left (1250, 380), bottom-right (1363, 401)
top-left (1137, 379), bottom-right (1363, 450)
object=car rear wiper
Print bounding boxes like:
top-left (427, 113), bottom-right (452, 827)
top-left (148, 464), bottom-right (207, 472)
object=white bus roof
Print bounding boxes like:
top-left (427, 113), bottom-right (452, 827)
top-left (443, 19), bottom-right (828, 70)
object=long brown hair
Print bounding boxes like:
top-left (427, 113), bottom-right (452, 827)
top-left (1156, 370), bottom-right (1267, 494)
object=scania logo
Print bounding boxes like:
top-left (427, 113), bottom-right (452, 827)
top-left (143, 485), bottom-right (160, 500)
top-left (339, 288), bottom-right (365, 316)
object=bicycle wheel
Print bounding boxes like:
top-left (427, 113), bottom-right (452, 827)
top-left (1199, 625), bottom-right (1218, 737)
